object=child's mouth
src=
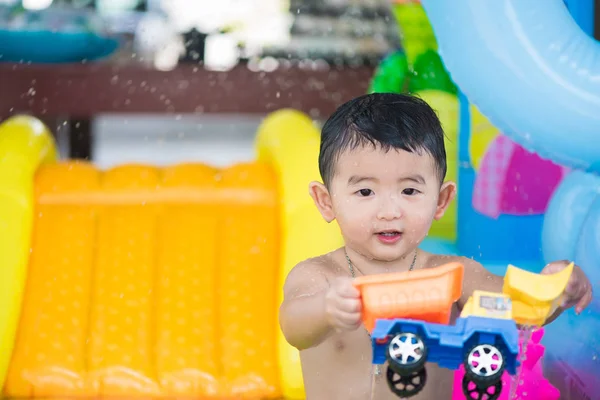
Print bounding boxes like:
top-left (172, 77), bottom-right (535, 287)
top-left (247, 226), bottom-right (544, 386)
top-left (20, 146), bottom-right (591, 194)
top-left (376, 231), bottom-right (402, 244)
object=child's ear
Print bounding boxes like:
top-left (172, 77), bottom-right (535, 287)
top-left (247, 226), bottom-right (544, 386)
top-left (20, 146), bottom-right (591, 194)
top-left (309, 181), bottom-right (335, 223)
top-left (434, 181), bottom-right (457, 220)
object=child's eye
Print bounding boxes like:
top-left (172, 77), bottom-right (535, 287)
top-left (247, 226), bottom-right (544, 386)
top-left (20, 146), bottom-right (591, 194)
top-left (402, 188), bottom-right (419, 196)
top-left (357, 188), bottom-right (373, 197)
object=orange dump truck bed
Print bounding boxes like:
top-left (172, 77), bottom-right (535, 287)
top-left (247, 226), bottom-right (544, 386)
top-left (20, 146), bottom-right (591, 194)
top-left (353, 262), bottom-right (465, 333)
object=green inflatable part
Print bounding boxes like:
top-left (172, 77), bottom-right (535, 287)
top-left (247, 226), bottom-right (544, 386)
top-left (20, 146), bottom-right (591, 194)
top-left (392, 2), bottom-right (437, 66)
top-left (369, 51), bottom-right (409, 94)
top-left (408, 49), bottom-right (457, 95)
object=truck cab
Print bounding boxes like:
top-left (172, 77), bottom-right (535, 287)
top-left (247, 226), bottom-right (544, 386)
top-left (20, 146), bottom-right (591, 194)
top-left (460, 290), bottom-right (513, 320)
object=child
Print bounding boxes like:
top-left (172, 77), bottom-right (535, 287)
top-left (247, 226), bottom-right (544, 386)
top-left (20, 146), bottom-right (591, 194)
top-left (278, 93), bottom-right (593, 400)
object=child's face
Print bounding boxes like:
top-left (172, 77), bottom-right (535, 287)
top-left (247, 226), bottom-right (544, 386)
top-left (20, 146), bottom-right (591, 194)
top-left (310, 145), bottom-right (455, 262)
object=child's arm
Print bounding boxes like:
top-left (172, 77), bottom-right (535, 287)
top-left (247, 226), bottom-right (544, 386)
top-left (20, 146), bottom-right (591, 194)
top-left (457, 257), bottom-right (504, 310)
top-left (457, 258), bottom-right (592, 326)
top-left (279, 260), bottom-right (362, 350)
top-left (279, 261), bottom-right (333, 350)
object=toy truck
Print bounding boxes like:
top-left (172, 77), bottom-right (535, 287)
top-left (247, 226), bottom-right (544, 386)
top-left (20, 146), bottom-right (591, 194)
top-left (353, 262), bottom-right (573, 399)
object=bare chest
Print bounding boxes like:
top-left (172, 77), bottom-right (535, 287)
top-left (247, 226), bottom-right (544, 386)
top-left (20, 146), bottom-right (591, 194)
top-left (301, 329), bottom-right (452, 399)
top-left (300, 306), bottom-right (460, 399)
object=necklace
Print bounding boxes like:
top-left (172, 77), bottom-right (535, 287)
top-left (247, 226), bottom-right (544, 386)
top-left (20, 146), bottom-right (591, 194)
top-left (344, 248), bottom-right (417, 279)
top-left (344, 248), bottom-right (418, 377)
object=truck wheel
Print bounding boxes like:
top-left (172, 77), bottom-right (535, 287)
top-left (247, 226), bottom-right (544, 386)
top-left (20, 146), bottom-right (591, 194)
top-left (386, 332), bottom-right (428, 374)
top-left (386, 366), bottom-right (427, 398)
top-left (463, 343), bottom-right (505, 385)
top-left (462, 375), bottom-right (502, 400)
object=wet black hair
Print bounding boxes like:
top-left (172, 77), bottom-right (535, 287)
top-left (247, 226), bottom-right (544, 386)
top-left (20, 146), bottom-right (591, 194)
top-left (318, 92), bottom-right (447, 187)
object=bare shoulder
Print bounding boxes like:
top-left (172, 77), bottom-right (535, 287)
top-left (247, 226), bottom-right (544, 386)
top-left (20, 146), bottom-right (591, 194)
top-left (425, 253), bottom-right (484, 270)
top-left (282, 249), bottom-right (347, 299)
top-left (425, 254), bottom-right (503, 302)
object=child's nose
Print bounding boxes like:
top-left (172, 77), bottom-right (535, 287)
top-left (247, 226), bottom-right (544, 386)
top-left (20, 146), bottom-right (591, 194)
top-left (376, 196), bottom-right (402, 220)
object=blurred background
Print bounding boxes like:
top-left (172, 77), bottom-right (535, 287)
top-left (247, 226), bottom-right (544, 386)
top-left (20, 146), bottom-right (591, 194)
top-left (0, 1), bottom-right (599, 400)
top-left (0, 0), bottom-right (401, 168)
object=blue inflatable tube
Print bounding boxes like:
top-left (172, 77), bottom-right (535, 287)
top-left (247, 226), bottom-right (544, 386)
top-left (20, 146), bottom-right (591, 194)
top-left (421, 0), bottom-right (600, 173)
top-left (541, 170), bottom-right (600, 263)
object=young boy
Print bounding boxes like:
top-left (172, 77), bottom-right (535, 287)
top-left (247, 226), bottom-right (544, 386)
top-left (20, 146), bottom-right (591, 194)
top-left (278, 93), bottom-right (593, 400)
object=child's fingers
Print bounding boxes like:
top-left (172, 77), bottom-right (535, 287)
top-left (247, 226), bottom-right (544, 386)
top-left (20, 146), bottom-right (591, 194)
top-left (336, 312), bottom-right (362, 330)
top-left (575, 287), bottom-right (593, 314)
top-left (563, 267), bottom-right (590, 302)
top-left (541, 260), bottom-right (571, 275)
top-left (337, 281), bottom-right (361, 298)
top-left (540, 263), bottom-right (561, 275)
top-left (337, 311), bottom-right (361, 325)
top-left (337, 297), bottom-right (361, 313)
top-left (561, 279), bottom-right (591, 309)
top-left (561, 297), bottom-right (578, 309)
top-left (561, 282), bottom-right (580, 308)
top-left (564, 279), bottom-right (580, 298)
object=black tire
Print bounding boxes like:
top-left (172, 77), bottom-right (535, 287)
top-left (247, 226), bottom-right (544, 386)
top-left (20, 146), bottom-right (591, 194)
top-left (385, 332), bottom-right (428, 375)
top-left (463, 342), bottom-right (506, 385)
top-left (386, 366), bottom-right (427, 398)
top-left (462, 374), bottom-right (502, 400)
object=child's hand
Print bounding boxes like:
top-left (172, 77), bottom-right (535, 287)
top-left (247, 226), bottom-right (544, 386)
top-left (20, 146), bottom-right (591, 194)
top-left (325, 277), bottom-right (363, 332)
top-left (542, 260), bottom-right (593, 314)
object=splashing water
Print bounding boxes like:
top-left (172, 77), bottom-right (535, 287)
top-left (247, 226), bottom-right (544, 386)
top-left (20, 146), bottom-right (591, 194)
top-left (508, 326), bottom-right (534, 400)
top-left (369, 364), bottom-right (383, 400)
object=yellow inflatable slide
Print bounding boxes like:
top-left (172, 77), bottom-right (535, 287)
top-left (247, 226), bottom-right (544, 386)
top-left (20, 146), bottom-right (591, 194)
top-left (0, 116), bottom-right (58, 394)
top-left (0, 112), bottom-right (343, 399)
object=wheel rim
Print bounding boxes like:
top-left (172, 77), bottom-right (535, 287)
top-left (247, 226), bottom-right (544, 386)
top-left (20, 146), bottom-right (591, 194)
top-left (388, 333), bottom-right (425, 365)
top-left (467, 344), bottom-right (503, 377)
top-left (462, 375), bottom-right (502, 400)
top-left (387, 367), bottom-right (427, 397)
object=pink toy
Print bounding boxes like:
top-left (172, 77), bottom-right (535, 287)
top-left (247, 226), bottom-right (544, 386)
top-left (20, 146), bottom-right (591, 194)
top-left (472, 135), bottom-right (568, 219)
top-left (452, 328), bottom-right (560, 400)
